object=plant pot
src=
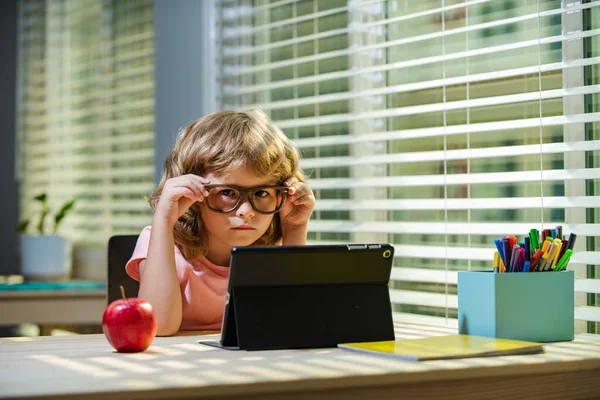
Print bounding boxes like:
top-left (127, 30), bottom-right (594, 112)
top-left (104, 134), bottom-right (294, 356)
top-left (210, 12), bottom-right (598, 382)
top-left (20, 235), bottom-right (72, 281)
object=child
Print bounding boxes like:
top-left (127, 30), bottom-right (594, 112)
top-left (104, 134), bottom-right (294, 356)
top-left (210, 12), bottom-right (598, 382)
top-left (126, 110), bottom-right (315, 336)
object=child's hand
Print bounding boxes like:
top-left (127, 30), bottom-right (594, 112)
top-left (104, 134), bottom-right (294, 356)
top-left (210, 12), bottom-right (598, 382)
top-left (279, 177), bottom-right (315, 229)
top-left (155, 174), bottom-right (210, 226)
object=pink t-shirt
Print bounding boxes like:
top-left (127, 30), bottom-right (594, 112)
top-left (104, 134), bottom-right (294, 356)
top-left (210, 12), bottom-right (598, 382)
top-left (125, 226), bottom-right (230, 331)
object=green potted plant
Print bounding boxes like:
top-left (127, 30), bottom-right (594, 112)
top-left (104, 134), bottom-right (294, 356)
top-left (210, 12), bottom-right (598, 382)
top-left (18, 193), bottom-right (76, 281)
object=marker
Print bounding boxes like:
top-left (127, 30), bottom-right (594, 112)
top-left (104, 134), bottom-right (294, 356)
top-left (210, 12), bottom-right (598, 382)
top-left (554, 249), bottom-right (574, 271)
top-left (510, 244), bottom-right (520, 273)
top-left (542, 237), bottom-right (552, 253)
top-left (502, 237), bottom-right (511, 269)
top-left (518, 247), bottom-right (525, 272)
top-left (523, 260), bottom-right (531, 273)
top-left (545, 242), bottom-right (559, 271)
top-left (524, 236), bottom-right (531, 261)
top-left (557, 239), bottom-right (568, 262)
top-left (494, 239), bottom-right (506, 266)
top-left (493, 251), bottom-right (500, 273)
top-left (551, 238), bottom-right (563, 269)
top-left (529, 229), bottom-right (540, 251)
top-left (566, 233), bottom-right (577, 251)
top-left (538, 253), bottom-right (551, 271)
top-left (530, 249), bottom-right (544, 271)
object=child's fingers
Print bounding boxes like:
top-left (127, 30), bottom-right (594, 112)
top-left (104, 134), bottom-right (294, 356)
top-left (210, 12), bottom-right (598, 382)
top-left (284, 177), bottom-right (300, 195)
top-left (170, 187), bottom-right (199, 202)
top-left (172, 176), bottom-right (209, 197)
top-left (287, 183), bottom-right (313, 202)
top-left (188, 174), bottom-right (211, 195)
top-left (290, 194), bottom-right (315, 207)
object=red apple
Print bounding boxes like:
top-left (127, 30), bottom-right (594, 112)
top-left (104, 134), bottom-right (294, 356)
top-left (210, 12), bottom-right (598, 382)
top-left (102, 286), bottom-right (158, 352)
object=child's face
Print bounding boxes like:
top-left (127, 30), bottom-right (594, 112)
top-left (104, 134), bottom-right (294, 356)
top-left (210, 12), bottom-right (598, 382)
top-left (200, 166), bottom-right (277, 257)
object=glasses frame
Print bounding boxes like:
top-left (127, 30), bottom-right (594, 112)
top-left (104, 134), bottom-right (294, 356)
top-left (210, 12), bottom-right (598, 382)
top-left (203, 184), bottom-right (289, 215)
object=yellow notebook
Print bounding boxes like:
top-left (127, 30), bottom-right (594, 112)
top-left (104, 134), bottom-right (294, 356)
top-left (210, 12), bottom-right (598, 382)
top-left (338, 335), bottom-right (544, 361)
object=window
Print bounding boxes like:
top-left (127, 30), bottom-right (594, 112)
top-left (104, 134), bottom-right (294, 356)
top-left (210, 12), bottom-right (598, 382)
top-left (218, 0), bottom-right (600, 334)
top-left (17, 0), bottom-right (155, 244)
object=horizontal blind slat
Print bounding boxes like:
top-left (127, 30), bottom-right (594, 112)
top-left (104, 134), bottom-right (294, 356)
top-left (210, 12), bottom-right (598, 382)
top-left (392, 269), bottom-right (599, 293)
top-left (392, 312), bottom-right (458, 327)
top-left (313, 196), bottom-right (600, 211)
top-left (391, 268), bottom-right (458, 284)
top-left (301, 140), bottom-right (600, 169)
top-left (575, 307), bottom-right (600, 323)
top-left (390, 290), bottom-right (458, 309)
top-left (308, 168), bottom-right (600, 189)
top-left (307, 220), bottom-right (600, 237)
top-left (575, 279), bottom-right (600, 295)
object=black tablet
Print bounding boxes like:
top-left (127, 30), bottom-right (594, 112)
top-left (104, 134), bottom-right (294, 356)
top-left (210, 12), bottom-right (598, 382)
top-left (201, 244), bottom-right (395, 351)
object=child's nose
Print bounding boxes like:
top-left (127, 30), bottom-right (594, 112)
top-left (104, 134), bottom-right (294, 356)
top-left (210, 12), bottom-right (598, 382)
top-left (236, 198), bottom-right (255, 219)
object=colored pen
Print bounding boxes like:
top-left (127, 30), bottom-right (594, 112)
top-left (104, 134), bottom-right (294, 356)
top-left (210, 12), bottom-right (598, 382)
top-left (508, 235), bottom-right (517, 251)
top-left (523, 260), bottom-right (531, 273)
top-left (551, 238), bottom-right (563, 269)
top-left (502, 237), bottom-right (511, 269)
top-left (530, 249), bottom-right (544, 271)
top-left (493, 251), bottom-right (500, 273)
top-left (542, 237), bottom-right (552, 253)
top-left (566, 233), bottom-right (577, 251)
top-left (510, 244), bottom-right (520, 273)
top-left (554, 249), bottom-right (574, 271)
top-left (524, 236), bottom-right (531, 261)
top-left (529, 229), bottom-right (540, 252)
top-left (544, 229), bottom-right (551, 242)
top-left (556, 239), bottom-right (568, 263)
top-left (494, 239), bottom-right (506, 266)
top-left (545, 242), bottom-right (558, 271)
top-left (538, 253), bottom-right (551, 271)
top-left (518, 247), bottom-right (525, 272)
top-left (556, 225), bottom-right (562, 240)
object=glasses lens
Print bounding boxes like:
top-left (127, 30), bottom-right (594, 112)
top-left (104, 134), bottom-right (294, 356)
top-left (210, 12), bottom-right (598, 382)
top-left (206, 186), bottom-right (241, 212)
top-left (251, 187), bottom-right (285, 213)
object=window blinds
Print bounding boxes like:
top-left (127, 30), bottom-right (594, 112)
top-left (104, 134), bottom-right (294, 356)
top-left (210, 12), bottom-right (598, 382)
top-left (17, 0), bottom-right (155, 244)
top-left (217, 0), bottom-right (600, 334)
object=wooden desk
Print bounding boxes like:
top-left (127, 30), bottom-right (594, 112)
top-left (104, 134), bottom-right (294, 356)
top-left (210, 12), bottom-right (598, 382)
top-left (0, 289), bottom-right (106, 325)
top-left (1, 322), bottom-right (599, 400)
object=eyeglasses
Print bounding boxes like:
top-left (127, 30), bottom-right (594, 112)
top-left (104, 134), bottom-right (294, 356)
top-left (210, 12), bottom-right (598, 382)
top-left (203, 184), bottom-right (288, 215)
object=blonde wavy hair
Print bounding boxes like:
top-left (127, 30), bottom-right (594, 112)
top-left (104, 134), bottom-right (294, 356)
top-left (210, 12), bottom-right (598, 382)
top-left (148, 109), bottom-right (306, 260)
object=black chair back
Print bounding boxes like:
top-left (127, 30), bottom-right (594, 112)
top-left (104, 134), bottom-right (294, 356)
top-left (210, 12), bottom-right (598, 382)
top-left (107, 235), bottom-right (140, 304)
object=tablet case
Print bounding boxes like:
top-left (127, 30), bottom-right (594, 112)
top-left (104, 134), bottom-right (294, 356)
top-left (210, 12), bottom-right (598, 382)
top-left (201, 244), bottom-right (395, 351)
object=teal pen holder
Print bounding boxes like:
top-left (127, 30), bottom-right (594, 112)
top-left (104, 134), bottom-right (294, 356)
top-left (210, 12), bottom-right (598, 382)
top-left (458, 270), bottom-right (574, 342)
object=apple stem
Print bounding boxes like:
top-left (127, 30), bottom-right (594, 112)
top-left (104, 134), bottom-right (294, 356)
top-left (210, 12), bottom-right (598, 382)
top-left (120, 285), bottom-right (126, 300)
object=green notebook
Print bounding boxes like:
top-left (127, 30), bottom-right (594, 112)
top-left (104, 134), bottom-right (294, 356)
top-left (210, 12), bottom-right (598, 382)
top-left (338, 334), bottom-right (544, 361)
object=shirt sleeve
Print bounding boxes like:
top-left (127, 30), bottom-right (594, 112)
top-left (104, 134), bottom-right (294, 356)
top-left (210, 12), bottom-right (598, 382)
top-left (125, 226), bottom-right (152, 282)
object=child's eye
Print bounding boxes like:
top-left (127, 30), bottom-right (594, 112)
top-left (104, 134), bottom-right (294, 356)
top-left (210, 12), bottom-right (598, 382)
top-left (220, 189), bottom-right (236, 197)
top-left (254, 190), bottom-right (270, 198)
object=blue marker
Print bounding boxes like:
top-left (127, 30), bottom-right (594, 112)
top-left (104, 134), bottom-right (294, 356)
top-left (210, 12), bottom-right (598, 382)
top-left (522, 261), bottom-right (530, 273)
top-left (494, 239), bottom-right (506, 266)
top-left (524, 236), bottom-right (531, 261)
